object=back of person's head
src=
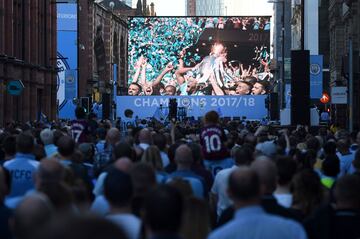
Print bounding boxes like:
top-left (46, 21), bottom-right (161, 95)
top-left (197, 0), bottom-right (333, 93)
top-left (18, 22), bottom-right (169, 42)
top-left (34, 215), bottom-right (127, 239)
top-left (174, 144), bottom-right (193, 167)
top-left (233, 146), bottom-right (253, 166)
top-left (14, 193), bottom-right (53, 239)
top-left (337, 138), bottom-right (350, 153)
top-left (153, 133), bottom-right (167, 151)
top-left (106, 128), bottom-right (120, 146)
top-left (181, 197), bottom-right (210, 239)
top-left (53, 130), bottom-right (64, 147)
top-left (96, 127), bottom-right (107, 140)
top-left (204, 111), bottom-right (219, 125)
top-left (306, 136), bottom-right (320, 152)
top-left (250, 158), bottom-right (277, 194)
top-left (40, 129), bottom-right (54, 145)
top-left (75, 107), bottom-right (86, 119)
top-left (36, 159), bottom-right (65, 186)
top-left (291, 169), bottom-right (323, 216)
top-left (113, 141), bottom-right (134, 160)
top-left (322, 154), bottom-right (340, 177)
top-left (144, 185), bottom-right (183, 234)
top-left (187, 143), bottom-right (204, 165)
top-left (104, 169), bottom-right (133, 208)
top-left (57, 136), bottom-right (75, 158)
top-left (168, 142), bottom-right (183, 164)
top-left (113, 157), bottom-right (134, 173)
top-left (228, 167), bottom-right (260, 202)
top-left (167, 178), bottom-right (193, 199)
top-left (138, 128), bottom-right (152, 145)
top-left (323, 140), bottom-right (337, 155)
top-left (16, 133), bottom-right (34, 154)
top-left (334, 174), bottom-right (360, 209)
top-left (78, 143), bottom-right (95, 163)
top-left (276, 156), bottom-right (297, 186)
top-left (130, 162), bottom-right (157, 196)
top-left (2, 135), bottom-right (16, 157)
top-left (142, 145), bottom-right (163, 171)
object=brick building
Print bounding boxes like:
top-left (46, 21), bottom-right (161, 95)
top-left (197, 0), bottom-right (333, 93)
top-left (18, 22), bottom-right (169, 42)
top-left (0, 0), bottom-right (57, 125)
top-left (78, 0), bottom-right (128, 117)
top-left (328, 0), bottom-right (359, 129)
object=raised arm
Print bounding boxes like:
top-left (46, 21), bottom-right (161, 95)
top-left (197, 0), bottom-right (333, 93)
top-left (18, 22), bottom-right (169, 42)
top-left (152, 63), bottom-right (174, 87)
top-left (132, 56), bottom-right (144, 83)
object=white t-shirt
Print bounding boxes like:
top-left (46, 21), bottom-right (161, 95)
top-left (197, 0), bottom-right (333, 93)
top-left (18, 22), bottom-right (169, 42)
top-left (274, 193), bottom-right (293, 208)
top-left (106, 214), bottom-right (142, 239)
top-left (211, 165), bottom-right (238, 217)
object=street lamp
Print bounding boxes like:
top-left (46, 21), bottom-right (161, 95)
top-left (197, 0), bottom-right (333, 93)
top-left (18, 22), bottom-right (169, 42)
top-left (268, 0), bottom-right (285, 110)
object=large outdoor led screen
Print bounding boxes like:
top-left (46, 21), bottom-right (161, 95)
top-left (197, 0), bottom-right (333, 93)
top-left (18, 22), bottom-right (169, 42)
top-left (127, 16), bottom-right (273, 96)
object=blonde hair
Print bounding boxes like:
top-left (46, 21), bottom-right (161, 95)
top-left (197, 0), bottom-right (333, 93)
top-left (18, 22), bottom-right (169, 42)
top-left (141, 145), bottom-right (163, 171)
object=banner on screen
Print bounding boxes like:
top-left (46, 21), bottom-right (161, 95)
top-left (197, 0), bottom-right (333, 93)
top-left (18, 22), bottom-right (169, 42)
top-left (310, 55), bottom-right (323, 99)
top-left (57, 3), bottom-right (78, 119)
top-left (116, 95), bottom-right (267, 119)
top-left (127, 17), bottom-right (274, 97)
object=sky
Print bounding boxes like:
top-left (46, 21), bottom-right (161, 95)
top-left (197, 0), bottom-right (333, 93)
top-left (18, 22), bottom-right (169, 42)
top-left (132, 0), bottom-right (186, 16)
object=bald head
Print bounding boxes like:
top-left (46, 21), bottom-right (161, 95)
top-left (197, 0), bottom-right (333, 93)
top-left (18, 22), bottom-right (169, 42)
top-left (228, 167), bottom-right (260, 204)
top-left (36, 160), bottom-right (65, 188)
top-left (250, 159), bottom-right (277, 194)
top-left (138, 128), bottom-right (152, 145)
top-left (113, 157), bottom-right (134, 173)
top-left (174, 144), bottom-right (193, 168)
top-left (14, 193), bottom-right (53, 239)
top-left (106, 128), bottom-right (120, 145)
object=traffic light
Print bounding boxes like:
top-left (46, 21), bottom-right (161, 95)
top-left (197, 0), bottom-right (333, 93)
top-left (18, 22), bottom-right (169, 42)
top-left (80, 97), bottom-right (90, 113)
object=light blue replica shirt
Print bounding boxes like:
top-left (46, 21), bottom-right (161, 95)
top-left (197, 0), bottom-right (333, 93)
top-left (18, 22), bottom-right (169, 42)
top-left (4, 153), bottom-right (39, 198)
top-left (208, 206), bottom-right (307, 239)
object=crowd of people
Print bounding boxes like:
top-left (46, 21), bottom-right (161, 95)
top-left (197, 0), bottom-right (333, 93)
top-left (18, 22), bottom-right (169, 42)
top-left (128, 17), bottom-right (273, 97)
top-left (1, 107), bottom-right (360, 239)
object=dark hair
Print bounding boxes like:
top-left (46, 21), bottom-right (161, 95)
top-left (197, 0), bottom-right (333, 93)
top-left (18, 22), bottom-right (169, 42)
top-left (104, 169), bottom-right (133, 208)
top-left (228, 168), bottom-right (260, 201)
top-left (233, 146), bottom-right (253, 166)
top-left (291, 169), bottom-right (323, 216)
top-left (34, 215), bottom-right (127, 239)
top-left (276, 156), bottom-right (297, 185)
top-left (144, 185), bottom-right (183, 233)
top-left (113, 141), bottom-right (134, 161)
top-left (75, 107), bottom-right (86, 119)
top-left (130, 82), bottom-right (142, 92)
top-left (323, 141), bottom-right (337, 155)
top-left (57, 136), bottom-right (75, 157)
top-left (2, 135), bottom-right (16, 156)
top-left (306, 137), bottom-right (320, 152)
top-left (16, 133), bottom-right (34, 154)
top-left (322, 154), bottom-right (340, 177)
top-left (204, 111), bottom-right (219, 125)
top-left (334, 174), bottom-right (360, 207)
top-left (153, 133), bottom-right (167, 151)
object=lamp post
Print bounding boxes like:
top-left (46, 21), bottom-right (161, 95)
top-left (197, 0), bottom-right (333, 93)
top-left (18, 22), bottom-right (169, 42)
top-left (268, 0), bottom-right (285, 110)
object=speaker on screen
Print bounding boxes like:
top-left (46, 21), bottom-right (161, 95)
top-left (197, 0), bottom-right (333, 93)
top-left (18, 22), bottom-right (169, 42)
top-left (291, 50), bottom-right (310, 125)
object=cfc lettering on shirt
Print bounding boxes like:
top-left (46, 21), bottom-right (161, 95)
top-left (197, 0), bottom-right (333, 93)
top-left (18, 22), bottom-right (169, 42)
top-left (10, 169), bottom-right (32, 180)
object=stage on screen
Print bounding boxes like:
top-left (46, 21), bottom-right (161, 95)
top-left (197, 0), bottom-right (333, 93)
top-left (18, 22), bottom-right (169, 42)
top-left (119, 16), bottom-right (273, 119)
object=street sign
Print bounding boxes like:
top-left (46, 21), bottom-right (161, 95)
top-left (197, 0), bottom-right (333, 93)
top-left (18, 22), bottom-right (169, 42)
top-left (6, 80), bottom-right (24, 96)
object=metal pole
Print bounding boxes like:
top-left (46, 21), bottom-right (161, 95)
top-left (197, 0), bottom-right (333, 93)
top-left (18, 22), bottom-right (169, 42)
top-left (349, 38), bottom-right (353, 131)
top-left (281, 0), bottom-right (285, 109)
top-left (301, 0), bottom-right (305, 50)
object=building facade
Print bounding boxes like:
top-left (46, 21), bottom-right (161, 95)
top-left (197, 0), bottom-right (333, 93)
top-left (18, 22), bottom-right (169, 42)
top-left (186, 0), bottom-right (197, 16)
top-left (329, 0), bottom-right (359, 129)
top-left (0, 0), bottom-right (57, 125)
top-left (78, 0), bottom-right (128, 118)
